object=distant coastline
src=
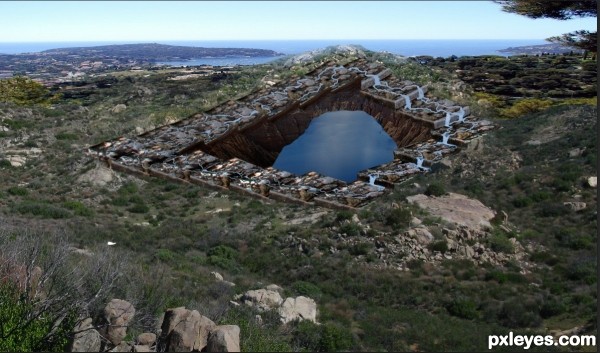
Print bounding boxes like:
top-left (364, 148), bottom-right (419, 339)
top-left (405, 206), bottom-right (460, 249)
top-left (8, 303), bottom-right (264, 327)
top-left (0, 39), bottom-right (548, 57)
top-left (498, 42), bottom-right (583, 55)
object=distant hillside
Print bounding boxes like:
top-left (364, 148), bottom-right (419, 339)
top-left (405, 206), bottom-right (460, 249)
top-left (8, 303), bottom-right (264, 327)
top-left (498, 42), bottom-right (583, 55)
top-left (41, 43), bottom-right (284, 61)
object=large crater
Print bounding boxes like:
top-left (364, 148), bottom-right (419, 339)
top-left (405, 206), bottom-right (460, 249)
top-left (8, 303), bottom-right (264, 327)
top-left (89, 56), bottom-right (495, 209)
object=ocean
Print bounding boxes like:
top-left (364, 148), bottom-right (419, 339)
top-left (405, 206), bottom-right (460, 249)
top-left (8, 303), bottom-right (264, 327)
top-left (0, 39), bottom-right (548, 66)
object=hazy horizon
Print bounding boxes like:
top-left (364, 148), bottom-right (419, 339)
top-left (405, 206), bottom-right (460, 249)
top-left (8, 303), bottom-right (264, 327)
top-left (1, 1), bottom-right (596, 42)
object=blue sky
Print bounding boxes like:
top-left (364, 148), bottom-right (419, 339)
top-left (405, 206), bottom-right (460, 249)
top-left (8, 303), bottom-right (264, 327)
top-left (1, 1), bottom-right (596, 42)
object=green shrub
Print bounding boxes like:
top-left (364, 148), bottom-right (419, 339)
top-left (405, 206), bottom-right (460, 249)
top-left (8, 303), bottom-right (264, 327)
top-left (12, 201), bottom-right (71, 219)
top-left (385, 207), bottom-right (411, 228)
top-left (488, 233), bottom-right (515, 254)
top-left (0, 282), bottom-right (73, 351)
top-left (155, 248), bottom-right (176, 262)
top-left (512, 196), bottom-right (532, 208)
top-left (429, 240), bottom-right (448, 253)
top-left (128, 203), bottom-right (149, 214)
top-left (118, 182), bottom-right (139, 194)
top-left (348, 242), bottom-right (372, 256)
top-left (7, 186), bottom-right (28, 196)
top-left (293, 321), bottom-right (353, 352)
top-left (335, 210), bottom-right (353, 223)
top-left (55, 132), bottom-right (79, 140)
top-left (339, 222), bottom-right (362, 236)
top-left (291, 281), bottom-right (322, 299)
top-left (446, 298), bottom-right (479, 320)
top-left (207, 245), bottom-right (238, 271)
top-left (500, 98), bottom-right (553, 118)
top-left (63, 201), bottom-right (94, 217)
top-left (425, 182), bottom-right (446, 197)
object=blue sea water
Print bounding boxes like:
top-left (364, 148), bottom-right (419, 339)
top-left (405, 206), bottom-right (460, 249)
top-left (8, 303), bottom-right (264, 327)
top-left (0, 39), bottom-right (548, 66)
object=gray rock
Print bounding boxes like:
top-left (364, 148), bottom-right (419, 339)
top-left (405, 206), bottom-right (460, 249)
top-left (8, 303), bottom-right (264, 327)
top-left (278, 296), bottom-right (318, 324)
top-left (207, 325), bottom-right (240, 352)
top-left (586, 176), bottom-right (597, 188)
top-left (70, 318), bottom-right (101, 352)
top-left (240, 288), bottom-right (283, 311)
top-left (102, 299), bottom-right (135, 346)
top-left (137, 332), bottom-right (156, 346)
top-left (160, 307), bottom-right (216, 352)
top-left (564, 202), bottom-right (587, 211)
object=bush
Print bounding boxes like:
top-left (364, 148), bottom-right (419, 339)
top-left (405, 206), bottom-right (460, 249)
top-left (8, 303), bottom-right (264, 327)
top-left (155, 248), bottom-right (176, 262)
top-left (293, 321), bottom-right (353, 352)
top-left (425, 182), bottom-right (446, 197)
top-left (488, 233), bottom-right (515, 254)
top-left (291, 281), bottom-right (322, 299)
top-left (385, 207), bottom-right (411, 228)
top-left (500, 98), bottom-right (553, 118)
top-left (339, 222), bottom-right (362, 236)
top-left (55, 131), bottom-right (79, 140)
top-left (0, 282), bottom-right (74, 351)
top-left (348, 242), bottom-right (372, 256)
top-left (12, 201), bottom-right (71, 219)
top-left (207, 245), bottom-right (238, 271)
top-left (446, 298), bottom-right (479, 320)
top-left (429, 240), bottom-right (448, 253)
top-left (7, 186), bottom-right (28, 196)
top-left (63, 201), bottom-right (94, 217)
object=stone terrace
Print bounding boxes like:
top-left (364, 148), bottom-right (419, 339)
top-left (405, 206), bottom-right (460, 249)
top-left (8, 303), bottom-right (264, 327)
top-left (88, 57), bottom-right (495, 209)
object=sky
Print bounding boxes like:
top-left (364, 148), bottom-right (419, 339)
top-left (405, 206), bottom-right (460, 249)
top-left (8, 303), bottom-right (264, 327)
top-left (0, 1), bottom-right (597, 42)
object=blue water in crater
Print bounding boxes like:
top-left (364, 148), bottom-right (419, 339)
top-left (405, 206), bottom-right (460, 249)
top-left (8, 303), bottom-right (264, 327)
top-left (273, 111), bottom-right (397, 183)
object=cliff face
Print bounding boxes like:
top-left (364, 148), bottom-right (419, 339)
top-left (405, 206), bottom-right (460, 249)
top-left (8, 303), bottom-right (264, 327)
top-left (202, 79), bottom-right (432, 168)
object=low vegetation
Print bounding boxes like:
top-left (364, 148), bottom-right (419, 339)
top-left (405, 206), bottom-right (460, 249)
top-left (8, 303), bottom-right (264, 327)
top-left (0, 49), bottom-right (596, 351)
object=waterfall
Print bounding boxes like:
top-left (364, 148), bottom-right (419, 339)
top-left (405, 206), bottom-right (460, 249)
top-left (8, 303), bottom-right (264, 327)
top-left (368, 74), bottom-right (381, 87)
top-left (444, 112), bottom-right (452, 127)
top-left (368, 174), bottom-right (385, 191)
top-left (416, 157), bottom-right (424, 168)
top-left (368, 174), bottom-right (377, 185)
top-left (403, 95), bottom-right (412, 110)
top-left (416, 86), bottom-right (425, 100)
top-left (442, 131), bottom-right (450, 145)
top-left (456, 107), bottom-right (465, 123)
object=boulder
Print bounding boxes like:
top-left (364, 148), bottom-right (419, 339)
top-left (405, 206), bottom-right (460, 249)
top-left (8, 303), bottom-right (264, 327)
top-left (132, 345), bottom-right (152, 352)
top-left (564, 202), bottom-right (587, 212)
top-left (211, 271), bottom-right (224, 281)
top-left (586, 176), bottom-right (597, 188)
top-left (111, 104), bottom-right (127, 114)
top-left (70, 318), bottom-right (101, 352)
top-left (406, 227), bottom-right (434, 245)
top-left (278, 296), bottom-right (318, 324)
top-left (137, 332), bottom-right (156, 346)
top-left (77, 161), bottom-right (114, 187)
top-left (102, 299), bottom-right (135, 346)
top-left (240, 288), bottom-right (283, 311)
top-left (207, 325), bottom-right (240, 352)
top-left (108, 342), bottom-right (132, 352)
top-left (160, 307), bottom-right (216, 352)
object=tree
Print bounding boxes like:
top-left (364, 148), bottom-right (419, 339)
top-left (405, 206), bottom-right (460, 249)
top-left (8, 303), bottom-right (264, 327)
top-left (494, 0), bottom-right (597, 54)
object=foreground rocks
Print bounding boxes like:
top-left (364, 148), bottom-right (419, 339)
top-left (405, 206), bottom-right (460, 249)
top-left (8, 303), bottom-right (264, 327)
top-left (69, 300), bottom-right (240, 352)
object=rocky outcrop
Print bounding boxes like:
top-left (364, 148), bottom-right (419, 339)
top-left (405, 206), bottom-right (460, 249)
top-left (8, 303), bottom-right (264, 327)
top-left (278, 296), bottom-right (318, 324)
top-left (406, 193), bottom-right (496, 230)
top-left (235, 285), bottom-right (318, 325)
top-left (70, 301), bottom-right (239, 352)
top-left (239, 288), bottom-right (284, 311)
